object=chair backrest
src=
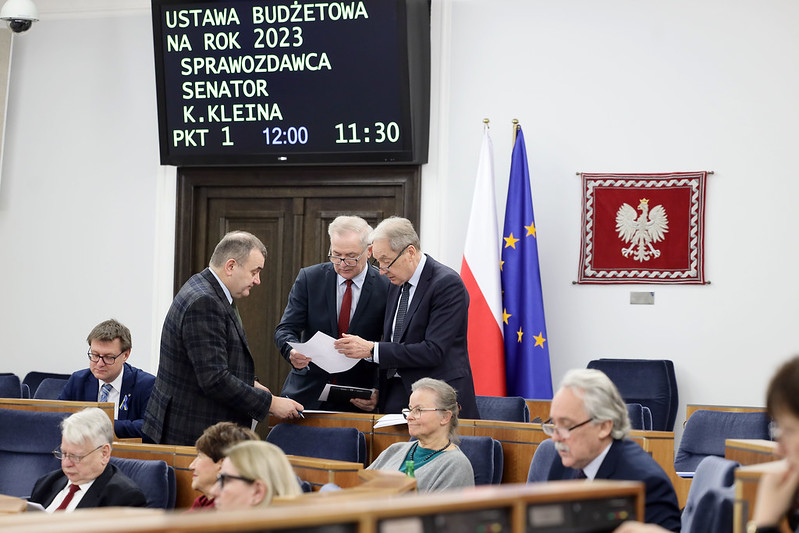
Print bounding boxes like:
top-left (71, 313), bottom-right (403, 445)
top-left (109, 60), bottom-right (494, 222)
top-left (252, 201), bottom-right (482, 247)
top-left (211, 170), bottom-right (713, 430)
top-left (0, 408), bottom-right (69, 498)
top-left (0, 373), bottom-right (23, 399)
top-left (109, 456), bottom-right (176, 509)
top-left (33, 378), bottom-right (70, 400)
top-left (681, 455), bottom-right (739, 533)
top-left (458, 435), bottom-right (503, 485)
top-left (674, 410), bottom-right (770, 473)
top-left (527, 438), bottom-right (556, 483)
top-left (266, 424), bottom-right (367, 466)
top-left (626, 403), bottom-right (653, 431)
top-left (22, 371), bottom-right (72, 399)
top-left (587, 358), bottom-right (679, 431)
top-left (476, 395), bottom-right (530, 423)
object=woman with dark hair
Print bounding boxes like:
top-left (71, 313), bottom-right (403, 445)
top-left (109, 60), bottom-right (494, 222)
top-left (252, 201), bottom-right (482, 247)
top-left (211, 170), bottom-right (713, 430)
top-left (747, 355), bottom-right (799, 533)
top-left (367, 377), bottom-right (474, 492)
top-left (187, 422), bottom-right (259, 511)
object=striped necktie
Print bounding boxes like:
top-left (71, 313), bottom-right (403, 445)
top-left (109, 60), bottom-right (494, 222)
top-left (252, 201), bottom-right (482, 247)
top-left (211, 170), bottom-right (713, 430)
top-left (99, 383), bottom-right (112, 403)
top-left (393, 282), bottom-right (411, 341)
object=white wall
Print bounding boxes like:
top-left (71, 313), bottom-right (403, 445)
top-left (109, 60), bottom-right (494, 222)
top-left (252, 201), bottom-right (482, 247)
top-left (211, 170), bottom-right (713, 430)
top-left (1, 1), bottom-right (798, 437)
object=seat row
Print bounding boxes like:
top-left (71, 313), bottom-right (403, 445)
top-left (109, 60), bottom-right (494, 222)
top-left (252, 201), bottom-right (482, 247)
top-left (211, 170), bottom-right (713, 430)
top-left (0, 371), bottom-right (71, 399)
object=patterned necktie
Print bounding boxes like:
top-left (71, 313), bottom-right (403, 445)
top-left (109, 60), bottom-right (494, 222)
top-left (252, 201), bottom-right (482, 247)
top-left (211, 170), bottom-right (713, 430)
top-left (338, 279), bottom-right (353, 338)
top-left (99, 383), bottom-right (112, 403)
top-left (55, 483), bottom-right (80, 511)
top-left (393, 282), bottom-right (411, 341)
top-left (231, 300), bottom-right (243, 327)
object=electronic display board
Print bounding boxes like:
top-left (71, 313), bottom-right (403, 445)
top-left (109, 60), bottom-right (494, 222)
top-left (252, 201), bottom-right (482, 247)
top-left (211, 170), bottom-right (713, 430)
top-left (151, 0), bottom-right (430, 166)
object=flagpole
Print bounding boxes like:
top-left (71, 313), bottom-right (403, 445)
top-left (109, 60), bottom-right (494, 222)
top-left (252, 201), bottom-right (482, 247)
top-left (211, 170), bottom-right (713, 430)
top-left (512, 118), bottom-right (519, 144)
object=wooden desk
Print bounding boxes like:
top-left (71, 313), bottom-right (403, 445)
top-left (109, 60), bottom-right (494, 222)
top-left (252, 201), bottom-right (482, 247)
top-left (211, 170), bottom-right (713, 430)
top-left (0, 494), bottom-right (26, 514)
top-left (726, 439), bottom-right (778, 466)
top-left (0, 480), bottom-right (644, 533)
top-left (0, 399), bottom-right (115, 432)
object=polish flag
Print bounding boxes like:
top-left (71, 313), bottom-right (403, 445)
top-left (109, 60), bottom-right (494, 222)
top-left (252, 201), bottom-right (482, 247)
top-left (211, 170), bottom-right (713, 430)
top-left (461, 125), bottom-right (506, 396)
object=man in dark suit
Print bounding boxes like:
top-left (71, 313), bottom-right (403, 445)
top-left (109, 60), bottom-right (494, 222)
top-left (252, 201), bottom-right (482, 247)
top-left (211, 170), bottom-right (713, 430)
top-left (142, 230), bottom-right (302, 445)
top-left (29, 407), bottom-right (146, 511)
top-left (543, 369), bottom-right (680, 532)
top-left (275, 216), bottom-right (390, 411)
top-left (335, 216), bottom-right (479, 419)
top-left (59, 319), bottom-right (155, 439)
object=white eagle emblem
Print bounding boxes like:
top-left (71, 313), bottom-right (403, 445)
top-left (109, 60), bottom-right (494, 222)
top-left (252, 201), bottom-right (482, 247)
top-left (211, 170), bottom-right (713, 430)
top-left (615, 198), bottom-right (669, 262)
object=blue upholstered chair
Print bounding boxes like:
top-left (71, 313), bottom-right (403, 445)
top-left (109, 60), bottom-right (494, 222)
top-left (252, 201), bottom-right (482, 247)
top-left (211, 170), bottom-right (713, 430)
top-left (0, 408), bottom-right (68, 498)
top-left (0, 373), bottom-right (24, 398)
top-left (458, 435), bottom-right (503, 485)
top-left (22, 371), bottom-right (72, 398)
top-left (476, 395), bottom-right (530, 422)
top-left (626, 403), bottom-right (653, 431)
top-left (587, 358), bottom-right (678, 431)
top-left (109, 456), bottom-right (176, 509)
top-left (33, 378), bottom-right (69, 399)
top-left (681, 455), bottom-right (739, 533)
top-left (674, 409), bottom-right (770, 474)
top-left (266, 424), bottom-right (367, 466)
top-left (527, 438), bottom-right (556, 483)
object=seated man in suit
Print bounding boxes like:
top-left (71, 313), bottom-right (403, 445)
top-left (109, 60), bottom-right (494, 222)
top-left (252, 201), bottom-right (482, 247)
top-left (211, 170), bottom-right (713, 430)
top-left (542, 369), bottom-right (680, 532)
top-left (59, 319), bottom-right (155, 439)
top-left (29, 407), bottom-right (146, 511)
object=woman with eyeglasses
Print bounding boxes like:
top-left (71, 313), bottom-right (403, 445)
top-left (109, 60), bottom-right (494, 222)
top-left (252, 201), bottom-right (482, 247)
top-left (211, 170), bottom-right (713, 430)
top-left (210, 440), bottom-right (302, 511)
top-left (366, 378), bottom-right (474, 492)
top-left (186, 422), bottom-right (259, 511)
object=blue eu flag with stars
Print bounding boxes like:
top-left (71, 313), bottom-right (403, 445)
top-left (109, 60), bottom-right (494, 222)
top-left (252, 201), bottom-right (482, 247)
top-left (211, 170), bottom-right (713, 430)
top-left (501, 127), bottom-right (553, 399)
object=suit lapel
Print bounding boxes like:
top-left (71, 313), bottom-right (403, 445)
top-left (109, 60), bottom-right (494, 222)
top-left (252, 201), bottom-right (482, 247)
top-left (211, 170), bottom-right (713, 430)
top-left (84, 375), bottom-right (99, 402)
top-left (324, 264), bottom-right (339, 334)
top-left (118, 364), bottom-right (133, 419)
top-left (200, 268), bottom-right (250, 351)
top-left (594, 440), bottom-right (621, 479)
top-left (384, 282), bottom-right (401, 339)
top-left (76, 464), bottom-right (114, 508)
top-left (349, 265), bottom-right (375, 330)
top-left (398, 255), bottom-right (433, 340)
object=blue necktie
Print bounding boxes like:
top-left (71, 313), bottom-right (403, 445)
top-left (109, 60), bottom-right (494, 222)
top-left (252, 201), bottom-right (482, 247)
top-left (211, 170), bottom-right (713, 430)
top-left (99, 383), bottom-right (112, 403)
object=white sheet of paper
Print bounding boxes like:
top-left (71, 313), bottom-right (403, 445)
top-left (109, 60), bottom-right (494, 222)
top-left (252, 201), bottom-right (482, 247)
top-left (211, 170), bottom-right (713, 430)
top-left (287, 331), bottom-right (360, 374)
top-left (374, 413), bottom-right (408, 428)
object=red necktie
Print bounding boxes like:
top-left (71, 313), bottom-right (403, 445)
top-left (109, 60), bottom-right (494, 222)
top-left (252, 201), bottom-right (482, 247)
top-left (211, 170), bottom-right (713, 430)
top-left (55, 483), bottom-right (80, 511)
top-left (338, 280), bottom-right (353, 338)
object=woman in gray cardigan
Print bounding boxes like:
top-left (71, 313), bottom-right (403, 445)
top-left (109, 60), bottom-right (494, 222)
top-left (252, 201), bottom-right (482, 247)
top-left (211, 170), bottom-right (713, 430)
top-left (367, 378), bottom-right (474, 492)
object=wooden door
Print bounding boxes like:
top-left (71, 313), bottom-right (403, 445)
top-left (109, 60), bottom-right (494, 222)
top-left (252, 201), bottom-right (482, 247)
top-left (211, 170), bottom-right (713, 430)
top-left (173, 165), bottom-right (420, 427)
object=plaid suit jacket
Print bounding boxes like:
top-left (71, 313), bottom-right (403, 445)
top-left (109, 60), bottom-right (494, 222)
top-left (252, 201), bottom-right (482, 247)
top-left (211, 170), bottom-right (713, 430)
top-left (143, 268), bottom-right (271, 445)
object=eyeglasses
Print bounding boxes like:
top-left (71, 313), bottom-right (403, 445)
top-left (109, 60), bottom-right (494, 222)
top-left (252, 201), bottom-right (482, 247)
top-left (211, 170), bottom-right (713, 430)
top-left (377, 244), bottom-right (410, 272)
top-left (541, 418), bottom-right (594, 438)
top-left (328, 250), bottom-right (367, 267)
top-left (401, 406), bottom-right (447, 419)
top-left (87, 350), bottom-right (125, 365)
top-left (216, 472), bottom-right (255, 489)
top-left (53, 444), bottom-right (104, 463)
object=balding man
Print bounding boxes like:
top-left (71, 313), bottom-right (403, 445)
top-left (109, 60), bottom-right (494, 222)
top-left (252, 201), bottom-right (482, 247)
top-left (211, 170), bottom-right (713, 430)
top-left (143, 231), bottom-right (302, 445)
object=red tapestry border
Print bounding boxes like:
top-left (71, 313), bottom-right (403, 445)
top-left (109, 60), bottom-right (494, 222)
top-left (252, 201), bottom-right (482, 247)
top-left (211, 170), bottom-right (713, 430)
top-left (577, 172), bottom-right (707, 285)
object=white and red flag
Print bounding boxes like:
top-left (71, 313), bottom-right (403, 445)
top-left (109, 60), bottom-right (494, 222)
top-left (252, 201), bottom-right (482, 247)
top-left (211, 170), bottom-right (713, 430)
top-left (461, 125), bottom-right (506, 396)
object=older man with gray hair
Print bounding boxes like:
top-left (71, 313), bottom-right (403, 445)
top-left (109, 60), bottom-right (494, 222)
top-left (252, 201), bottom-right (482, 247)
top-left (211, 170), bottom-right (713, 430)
top-left (542, 369), bottom-right (680, 531)
top-left (29, 408), bottom-right (146, 511)
top-left (275, 216), bottom-right (390, 411)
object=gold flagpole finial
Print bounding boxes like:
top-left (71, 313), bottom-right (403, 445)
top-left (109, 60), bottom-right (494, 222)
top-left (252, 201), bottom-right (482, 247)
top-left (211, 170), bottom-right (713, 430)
top-left (512, 118), bottom-right (520, 144)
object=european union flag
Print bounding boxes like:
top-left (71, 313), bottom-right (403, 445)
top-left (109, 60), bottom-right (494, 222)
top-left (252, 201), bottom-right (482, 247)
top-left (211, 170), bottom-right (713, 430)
top-left (501, 127), bottom-right (553, 399)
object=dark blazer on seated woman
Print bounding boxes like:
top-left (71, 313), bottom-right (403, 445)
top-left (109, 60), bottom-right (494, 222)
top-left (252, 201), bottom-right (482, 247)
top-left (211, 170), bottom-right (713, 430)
top-left (59, 363), bottom-right (155, 439)
top-left (30, 463), bottom-right (147, 510)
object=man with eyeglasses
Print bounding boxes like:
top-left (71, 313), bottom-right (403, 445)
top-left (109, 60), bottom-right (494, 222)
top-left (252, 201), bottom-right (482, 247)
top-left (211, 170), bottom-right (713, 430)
top-left (58, 319), bottom-right (155, 440)
top-left (29, 407), bottom-right (146, 512)
top-left (143, 231), bottom-right (303, 446)
top-left (274, 216), bottom-right (390, 411)
top-left (541, 369), bottom-right (680, 531)
top-left (334, 216), bottom-right (479, 419)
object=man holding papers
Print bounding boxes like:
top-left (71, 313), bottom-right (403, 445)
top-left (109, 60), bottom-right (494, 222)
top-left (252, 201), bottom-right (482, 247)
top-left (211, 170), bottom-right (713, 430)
top-left (274, 216), bottom-right (390, 411)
